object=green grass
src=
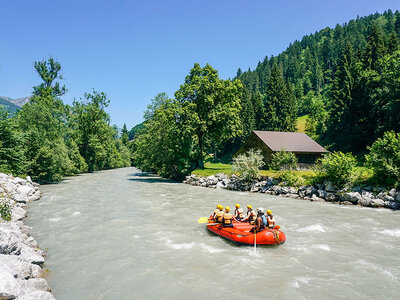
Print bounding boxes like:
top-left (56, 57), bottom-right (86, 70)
top-left (192, 161), bottom-right (234, 177)
top-left (296, 114), bottom-right (308, 133)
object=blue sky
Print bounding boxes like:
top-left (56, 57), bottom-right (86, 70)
top-left (1, 0), bottom-right (399, 128)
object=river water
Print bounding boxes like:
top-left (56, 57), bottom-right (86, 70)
top-left (25, 167), bottom-right (400, 299)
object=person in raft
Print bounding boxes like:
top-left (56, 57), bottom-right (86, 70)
top-left (234, 204), bottom-right (245, 221)
top-left (266, 210), bottom-right (276, 228)
top-left (214, 205), bottom-right (224, 223)
top-left (250, 208), bottom-right (266, 233)
top-left (222, 207), bottom-right (234, 228)
top-left (241, 205), bottom-right (256, 224)
top-left (212, 204), bottom-right (222, 219)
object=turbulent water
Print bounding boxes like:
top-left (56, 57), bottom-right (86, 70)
top-left (26, 167), bottom-right (400, 299)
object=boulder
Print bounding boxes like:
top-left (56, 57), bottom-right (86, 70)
top-left (305, 186), bottom-right (318, 197)
top-left (311, 194), bottom-right (325, 202)
top-left (324, 181), bottom-right (336, 192)
top-left (30, 265), bottom-right (43, 279)
top-left (21, 278), bottom-right (50, 292)
top-left (280, 187), bottom-right (290, 194)
top-left (298, 190), bottom-right (306, 198)
top-left (289, 187), bottom-right (298, 194)
top-left (20, 245), bottom-right (45, 265)
top-left (388, 188), bottom-right (397, 197)
top-left (341, 201), bottom-right (354, 205)
top-left (340, 192), bottom-right (362, 204)
top-left (0, 261), bottom-right (22, 299)
top-left (315, 183), bottom-right (324, 190)
top-left (0, 223), bottom-right (22, 255)
top-left (370, 198), bottom-right (385, 207)
top-left (376, 192), bottom-right (387, 200)
top-left (324, 192), bottom-right (336, 202)
top-left (383, 195), bottom-right (394, 202)
top-left (386, 201), bottom-right (400, 210)
top-left (13, 186), bottom-right (34, 203)
top-left (358, 191), bottom-right (374, 206)
top-left (396, 193), bottom-right (400, 202)
top-left (16, 291), bottom-right (55, 300)
top-left (12, 207), bottom-right (26, 221)
top-left (318, 190), bottom-right (327, 199)
top-left (215, 181), bottom-right (225, 189)
top-left (206, 175), bottom-right (218, 186)
top-left (0, 254), bottom-right (32, 279)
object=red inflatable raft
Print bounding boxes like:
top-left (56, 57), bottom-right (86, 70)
top-left (206, 218), bottom-right (286, 246)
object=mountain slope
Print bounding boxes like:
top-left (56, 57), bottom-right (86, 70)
top-left (0, 97), bottom-right (20, 115)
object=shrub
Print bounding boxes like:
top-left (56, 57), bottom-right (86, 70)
top-left (279, 170), bottom-right (304, 187)
top-left (232, 149), bottom-right (265, 181)
top-left (270, 148), bottom-right (298, 171)
top-left (0, 195), bottom-right (12, 221)
top-left (314, 151), bottom-right (357, 188)
top-left (365, 131), bottom-right (400, 186)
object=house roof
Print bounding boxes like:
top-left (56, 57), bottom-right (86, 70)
top-left (253, 131), bottom-right (328, 153)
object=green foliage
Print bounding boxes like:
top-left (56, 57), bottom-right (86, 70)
top-left (232, 149), bottom-right (265, 181)
top-left (175, 63), bottom-right (243, 168)
top-left (33, 57), bottom-right (67, 98)
top-left (0, 110), bottom-right (27, 175)
top-left (128, 122), bottom-right (144, 140)
top-left (279, 170), bottom-right (304, 187)
top-left (0, 196), bottom-right (12, 221)
top-left (270, 148), bottom-right (298, 171)
top-left (314, 151), bottom-right (357, 188)
top-left (133, 98), bottom-right (193, 180)
top-left (365, 131), bottom-right (400, 186)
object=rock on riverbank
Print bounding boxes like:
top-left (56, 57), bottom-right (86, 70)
top-left (0, 173), bottom-right (55, 300)
top-left (184, 174), bottom-right (400, 210)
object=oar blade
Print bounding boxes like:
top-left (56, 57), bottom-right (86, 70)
top-left (198, 217), bottom-right (209, 223)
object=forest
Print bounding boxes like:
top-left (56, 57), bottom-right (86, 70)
top-left (133, 10), bottom-right (400, 185)
top-left (0, 58), bottom-right (131, 182)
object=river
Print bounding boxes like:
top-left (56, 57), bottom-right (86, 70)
top-left (25, 167), bottom-right (400, 299)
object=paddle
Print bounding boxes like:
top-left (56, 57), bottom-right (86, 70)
top-left (198, 217), bottom-right (210, 223)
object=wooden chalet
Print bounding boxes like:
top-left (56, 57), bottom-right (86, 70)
top-left (235, 131), bottom-right (328, 167)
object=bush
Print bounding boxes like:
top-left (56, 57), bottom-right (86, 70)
top-left (270, 148), bottom-right (298, 170)
top-left (314, 151), bottom-right (357, 188)
top-left (279, 170), bottom-right (304, 187)
top-left (365, 131), bottom-right (400, 186)
top-left (0, 195), bottom-right (12, 221)
top-left (232, 149), bottom-right (265, 181)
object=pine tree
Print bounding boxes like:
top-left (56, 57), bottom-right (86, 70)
top-left (364, 25), bottom-right (385, 70)
top-left (388, 32), bottom-right (399, 53)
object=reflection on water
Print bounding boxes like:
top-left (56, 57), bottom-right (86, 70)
top-left (26, 167), bottom-right (400, 299)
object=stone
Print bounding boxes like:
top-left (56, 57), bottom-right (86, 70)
top-left (0, 261), bottom-right (22, 299)
top-left (315, 183), bottom-right (324, 190)
top-left (12, 207), bottom-right (26, 221)
top-left (311, 194), bottom-right (325, 202)
top-left (20, 245), bottom-right (45, 265)
top-left (25, 176), bottom-right (32, 184)
top-left (318, 190), bottom-right (327, 199)
top-left (305, 186), bottom-right (318, 197)
top-left (0, 223), bottom-right (22, 255)
top-left (222, 178), bottom-right (230, 185)
top-left (388, 188), bottom-right (397, 197)
top-left (324, 181), bottom-right (336, 192)
top-left (289, 187), bottom-right (298, 194)
top-left (298, 190), bottom-right (306, 198)
top-left (280, 187), bottom-right (290, 194)
top-left (22, 278), bottom-right (50, 292)
top-left (370, 198), bottom-right (385, 207)
top-left (206, 175), bottom-right (218, 186)
top-left (341, 201), bottom-right (354, 205)
top-left (396, 193), bottom-right (400, 202)
top-left (0, 254), bottom-right (32, 279)
top-left (376, 192), bottom-right (386, 200)
top-left (16, 291), bottom-right (55, 300)
top-left (341, 192), bottom-right (362, 204)
top-left (325, 193), bottom-right (337, 202)
top-left (386, 201), bottom-right (400, 210)
top-left (13, 185), bottom-right (34, 203)
top-left (288, 193), bottom-right (299, 199)
top-left (30, 264), bottom-right (43, 278)
top-left (383, 195), bottom-right (394, 202)
top-left (298, 186), bottom-right (307, 191)
top-left (215, 181), bottom-right (225, 189)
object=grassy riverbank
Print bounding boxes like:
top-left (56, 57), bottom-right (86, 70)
top-left (192, 158), bottom-right (375, 188)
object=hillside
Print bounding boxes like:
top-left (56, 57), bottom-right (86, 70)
top-left (0, 97), bottom-right (20, 115)
top-left (236, 10), bottom-right (400, 153)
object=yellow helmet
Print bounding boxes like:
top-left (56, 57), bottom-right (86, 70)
top-left (225, 206), bottom-right (230, 212)
top-left (267, 210), bottom-right (272, 215)
top-left (235, 204), bottom-right (240, 208)
top-left (247, 205), bottom-right (252, 209)
top-left (217, 204), bottom-right (221, 209)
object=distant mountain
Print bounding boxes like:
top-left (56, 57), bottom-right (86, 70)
top-left (0, 97), bottom-right (20, 115)
top-left (0, 96), bottom-right (31, 116)
top-left (0, 96), bottom-right (31, 107)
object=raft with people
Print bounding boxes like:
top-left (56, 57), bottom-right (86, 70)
top-left (202, 204), bottom-right (286, 246)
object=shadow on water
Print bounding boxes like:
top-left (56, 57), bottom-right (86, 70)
top-left (127, 172), bottom-right (177, 183)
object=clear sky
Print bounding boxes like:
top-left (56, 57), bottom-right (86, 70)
top-left (1, 0), bottom-right (399, 128)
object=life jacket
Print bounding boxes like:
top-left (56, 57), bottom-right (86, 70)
top-left (216, 210), bottom-right (224, 223)
top-left (267, 215), bottom-right (275, 228)
top-left (261, 215), bottom-right (267, 227)
top-left (237, 208), bottom-right (244, 219)
top-left (223, 213), bottom-right (233, 225)
top-left (249, 210), bottom-right (256, 221)
top-left (213, 209), bottom-right (219, 217)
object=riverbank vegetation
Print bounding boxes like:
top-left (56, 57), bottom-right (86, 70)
top-left (0, 58), bottom-right (131, 182)
top-left (131, 10), bottom-right (400, 189)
